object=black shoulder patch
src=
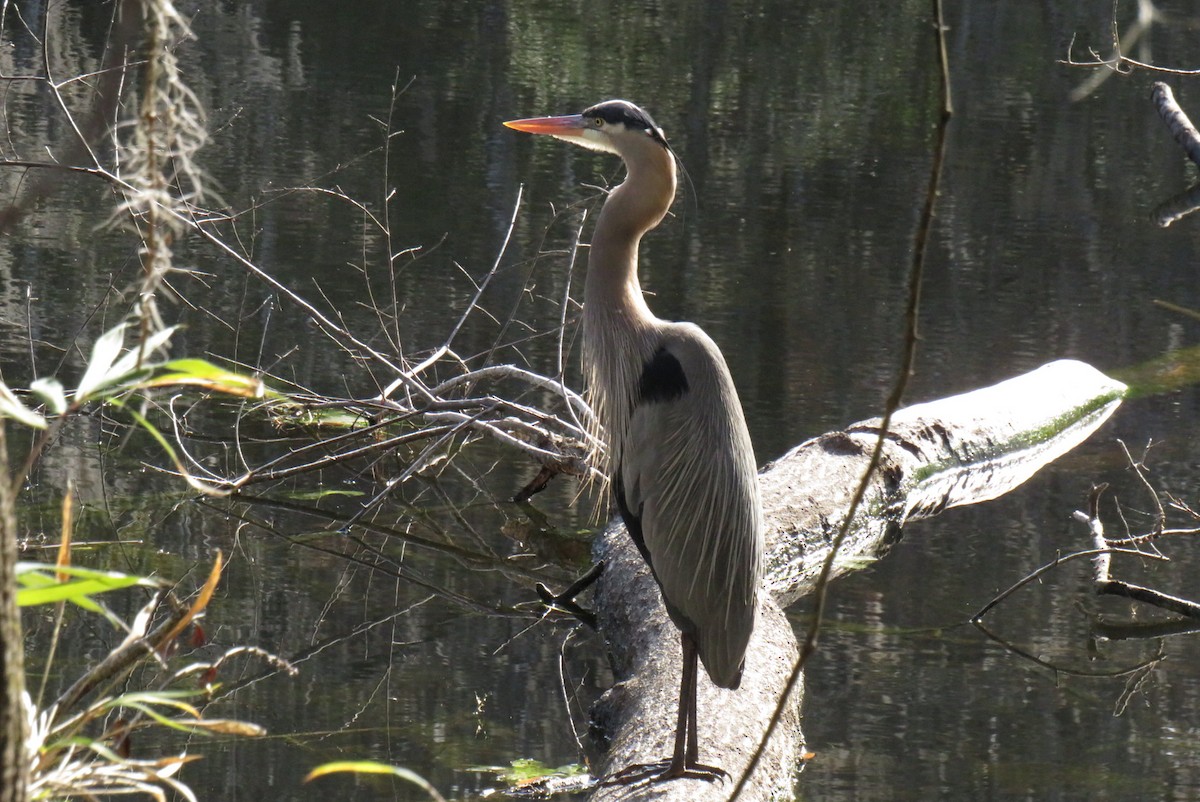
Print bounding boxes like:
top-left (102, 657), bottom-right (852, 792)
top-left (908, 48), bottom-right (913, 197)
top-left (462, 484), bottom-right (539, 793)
top-left (638, 346), bottom-right (689, 404)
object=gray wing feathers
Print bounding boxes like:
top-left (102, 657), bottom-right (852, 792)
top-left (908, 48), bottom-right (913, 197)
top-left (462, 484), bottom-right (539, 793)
top-left (619, 325), bottom-right (763, 689)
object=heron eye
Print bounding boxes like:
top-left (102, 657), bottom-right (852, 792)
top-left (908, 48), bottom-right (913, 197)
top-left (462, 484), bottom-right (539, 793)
top-left (590, 117), bottom-right (604, 128)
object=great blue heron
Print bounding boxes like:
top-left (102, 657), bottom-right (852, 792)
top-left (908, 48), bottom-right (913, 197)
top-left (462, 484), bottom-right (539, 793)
top-left (505, 100), bottom-right (764, 782)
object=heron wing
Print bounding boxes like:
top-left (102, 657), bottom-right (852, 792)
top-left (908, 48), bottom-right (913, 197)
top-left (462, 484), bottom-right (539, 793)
top-left (615, 324), bottom-right (763, 689)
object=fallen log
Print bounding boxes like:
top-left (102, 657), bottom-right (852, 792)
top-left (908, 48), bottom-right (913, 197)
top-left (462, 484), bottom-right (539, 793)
top-left (585, 359), bottom-right (1127, 801)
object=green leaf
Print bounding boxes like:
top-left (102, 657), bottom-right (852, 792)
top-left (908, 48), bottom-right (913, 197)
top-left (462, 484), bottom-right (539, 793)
top-left (111, 700), bottom-right (202, 731)
top-left (110, 689), bottom-right (204, 711)
top-left (76, 323), bottom-right (128, 400)
top-left (16, 562), bottom-right (160, 608)
top-left (286, 489), bottom-right (364, 501)
top-left (108, 325), bottom-right (178, 382)
top-left (469, 758), bottom-right (588, 783)
top-left (161, 358), bottom-right (239, 378)
top-left (91, 691), bottom-right (268, 738)
top-left (305, 761), bottom-right (447, 802)
top-left (74, 324), bottom-right (181, 402)
top-left (150, 358), bottom-right (266, 397)
top-left (30, 377), bottom-right (67, 415)
top-left (0, 381), bottom-right (45, 428)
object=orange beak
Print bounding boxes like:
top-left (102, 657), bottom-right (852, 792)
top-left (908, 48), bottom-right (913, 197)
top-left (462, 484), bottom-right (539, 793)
top-left (503, 114), bottom-right (587, 136)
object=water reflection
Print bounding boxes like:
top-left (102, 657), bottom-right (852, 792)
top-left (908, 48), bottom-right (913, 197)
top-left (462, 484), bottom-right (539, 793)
top-left (6, 0), bottom-right (1200, 800)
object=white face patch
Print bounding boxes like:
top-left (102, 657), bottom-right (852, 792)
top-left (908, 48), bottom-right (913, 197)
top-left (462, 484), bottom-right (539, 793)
top-left (551, 125), bottom-right (621, 155)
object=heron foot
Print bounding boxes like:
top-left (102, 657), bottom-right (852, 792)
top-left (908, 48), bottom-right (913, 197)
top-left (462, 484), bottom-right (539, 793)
top-left (603, 758), bottom-right (727, 786)
top-left (534, 561), bottom-right (605, 628)
top-left (534, 584), bottom-right (598, 629)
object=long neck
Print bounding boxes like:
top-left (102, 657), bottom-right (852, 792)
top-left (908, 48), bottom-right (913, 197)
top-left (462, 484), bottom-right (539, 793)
top-left (585, 145), bottom-right (677, 320)
top-left (580, 143), bottom-right (677, 479)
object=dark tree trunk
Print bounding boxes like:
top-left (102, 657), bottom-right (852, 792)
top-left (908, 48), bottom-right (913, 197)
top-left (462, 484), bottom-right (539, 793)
top-left (0, 426), bottom-right (29, 802)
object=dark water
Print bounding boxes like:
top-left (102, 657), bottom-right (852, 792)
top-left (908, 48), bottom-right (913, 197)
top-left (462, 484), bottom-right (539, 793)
top-left (6, 1), bottom-right (1200, 800)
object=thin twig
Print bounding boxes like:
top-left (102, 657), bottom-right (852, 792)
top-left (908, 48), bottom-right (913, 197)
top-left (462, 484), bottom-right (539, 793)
top-left (973, 617), bottom-right (1165, 678)
top-left (970, 546), bottom-right (1166, 621)
top-left (438, 186), bottom-right (525, 360)
top-left (1118, 438), bottom-right (1165, 534)
top-left (729, 2), bottom-right (951, 797)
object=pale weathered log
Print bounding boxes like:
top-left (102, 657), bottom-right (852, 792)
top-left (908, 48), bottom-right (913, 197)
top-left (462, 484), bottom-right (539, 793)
top-left (586, 359), bottom-right (1126, 801)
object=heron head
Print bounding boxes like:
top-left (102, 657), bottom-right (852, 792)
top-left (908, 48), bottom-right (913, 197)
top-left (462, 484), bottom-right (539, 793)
top-left (504, 99), bottom-right (670, 158)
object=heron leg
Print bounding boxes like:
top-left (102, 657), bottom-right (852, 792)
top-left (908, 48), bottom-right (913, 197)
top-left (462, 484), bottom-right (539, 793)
top-left (602, 632), bottom-right (729, 785)
top-left (685, 634), bottom-right (699, 764)
top-left (659, 632), bottom-right (725, 781)
top-left (666, 633), bottom-right (694, 774)
top-left (606, 632), bottom-right (727, 785)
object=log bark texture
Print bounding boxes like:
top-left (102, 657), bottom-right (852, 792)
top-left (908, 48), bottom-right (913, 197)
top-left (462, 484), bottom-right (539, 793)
top-left (586, 360), bottom-right (1126, 801)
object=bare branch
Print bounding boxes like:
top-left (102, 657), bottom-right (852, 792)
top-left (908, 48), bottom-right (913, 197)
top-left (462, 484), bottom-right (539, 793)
top-left (1151, 82), bottom-right (1200, 168)
top-left (1076, 476), bottom-right (1200, 620)
top-left (1065, 2), bottom-right (1200, 101)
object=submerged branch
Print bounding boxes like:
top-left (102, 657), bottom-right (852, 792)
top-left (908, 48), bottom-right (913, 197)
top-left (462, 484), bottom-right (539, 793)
top-left (1072, 469), bottom-right (1200, 621)
top-left (184, 359), bottom-right (600, 496)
